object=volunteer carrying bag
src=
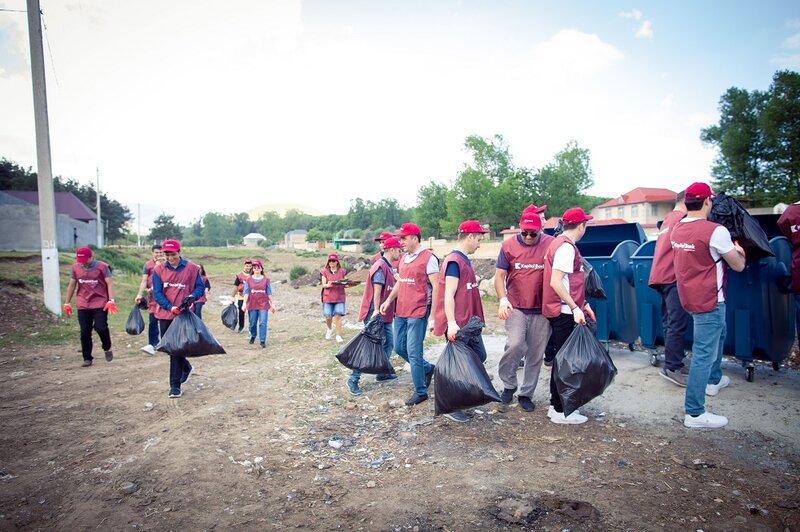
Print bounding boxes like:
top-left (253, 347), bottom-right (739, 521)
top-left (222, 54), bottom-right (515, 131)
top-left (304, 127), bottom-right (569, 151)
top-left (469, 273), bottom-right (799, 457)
top-left (335, 314), bottom-right (394, 374)
top-left (221, 303), bottom-right (238, 330)
top-left (554, 324), bottom-right (617, 416)
top-left (157, 311), bottom-right (226, 357)
top-left (434, 316), bottom-right (501, 415)
top-left (125, 306), bottom-right (145, 335)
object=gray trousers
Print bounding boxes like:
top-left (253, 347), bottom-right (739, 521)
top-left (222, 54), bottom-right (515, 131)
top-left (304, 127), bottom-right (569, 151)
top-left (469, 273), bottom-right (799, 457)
top-left (497, 310), bottom-right (551, 398)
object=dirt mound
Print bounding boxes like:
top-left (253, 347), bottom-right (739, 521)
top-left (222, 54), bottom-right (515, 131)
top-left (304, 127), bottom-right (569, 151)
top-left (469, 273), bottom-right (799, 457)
top-left (0, 280), bottom-right (57, 338)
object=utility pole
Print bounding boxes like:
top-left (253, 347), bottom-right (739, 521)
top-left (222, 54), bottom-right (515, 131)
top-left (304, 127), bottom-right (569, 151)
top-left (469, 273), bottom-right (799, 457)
top-left (27, 0), bottom-right (61, 315)
top-left (137, 203), bottom-right (141, 247)
top-left (96, 167), bottom-right (103, 248)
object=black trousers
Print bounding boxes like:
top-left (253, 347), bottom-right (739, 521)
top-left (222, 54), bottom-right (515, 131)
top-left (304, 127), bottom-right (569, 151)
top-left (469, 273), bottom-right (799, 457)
top-left (77, 308), bottom-right (112, 360)
top-left (159, 319), bottom-right (193, 389)
top-left (547, 313), bottom-right (576, 413)
top-left (236, 299), bottom-right (246, 330)
top-left (656, 282), bottom-right (689, 371)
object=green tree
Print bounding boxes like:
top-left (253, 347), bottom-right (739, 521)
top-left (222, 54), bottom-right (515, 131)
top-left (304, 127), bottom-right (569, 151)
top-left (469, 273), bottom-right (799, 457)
top-left (760, 70), bottom-right (800, 202)
top-left (305, 227), bottom-right (328, 243)
top-left (444, 168), bottom-right (493, 234)
top-left (148, 213), bottom-right (182, 242)
top-left (414, 181), bottom-right (448, 238)
top-left (533, 140), bottom-right (594, 218)
top-left (487, 168), bottom-right (536, 229)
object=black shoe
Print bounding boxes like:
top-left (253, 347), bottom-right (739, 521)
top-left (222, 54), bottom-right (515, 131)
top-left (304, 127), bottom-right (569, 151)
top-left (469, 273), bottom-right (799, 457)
top-left (81, 359), bottom-right (92, 367)
top-left (180, 366), bottom-right (194, 385)
top-left (260, 342), bottom-right (266, 348)
top-left (518, 359), bottom-right (525, 368)
top-left (424, 365), bottom-right (435, 388)
top-left (249, 336), bottom-right (255, 344)
top-left (443, 410), bottom-right (469, 423)
top-left (543, 358), bottom-right (554, 367)
top-left (168, 387), bottom-right (182, 398)
top-left (500, 387), bottom-right (516, 404)
top-left (404, 393), bottom-right (429, 406)
top-left (237, 327), bottom-right (244, 334)
top-left (104, 350), bottom-right (113, 362)
top-left (518, 396), bottom-right (536, 412)
top-left (375, 374), bottom-right (398, 382)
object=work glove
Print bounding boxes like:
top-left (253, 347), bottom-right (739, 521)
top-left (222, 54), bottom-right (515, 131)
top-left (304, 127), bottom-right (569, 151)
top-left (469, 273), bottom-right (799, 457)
top-left (181, 295), bottom-right (195, 308)
top-left (171, 306), bottom-right (182, 315)
top-left (103, 300), bottom-right (119, 314)
top-left (63, 303), bottom-right (72, 317)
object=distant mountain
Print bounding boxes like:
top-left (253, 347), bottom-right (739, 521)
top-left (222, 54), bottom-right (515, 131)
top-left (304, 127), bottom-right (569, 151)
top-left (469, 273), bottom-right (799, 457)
top-left (247, 203), bottom-right (325, 220)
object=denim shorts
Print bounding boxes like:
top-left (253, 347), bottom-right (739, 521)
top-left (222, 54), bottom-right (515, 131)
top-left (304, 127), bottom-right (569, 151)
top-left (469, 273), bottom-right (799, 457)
top-left (322, 302), bottom-right (346, 317)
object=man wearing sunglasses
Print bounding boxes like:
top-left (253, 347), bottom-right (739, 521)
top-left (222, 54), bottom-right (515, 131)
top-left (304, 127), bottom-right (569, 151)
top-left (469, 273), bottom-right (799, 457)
top-left (494, 206), bottom-right (554, 412)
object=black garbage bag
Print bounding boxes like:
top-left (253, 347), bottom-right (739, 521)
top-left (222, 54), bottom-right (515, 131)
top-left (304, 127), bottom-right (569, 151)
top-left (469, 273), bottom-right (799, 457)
top-left (125, 306), bottom-right (145, 335)
top-left (708, 192), bottom-right (774, 260)
top-left (335, 314), bottom-right (394, 374)
top-left (582, 258), bottom-right (607, 299)
top-left (221, 303), bottom-right (238, 330)
top-left (157, 311), bottom-right (226, 357)
top-left (553, 218), bottom-right (565, 237)
top-left (554, 324), bottom-right (617, 417)
top-left (137, 297), bottom-right (149, 310)
top-left (434, 316), bottom-right (501, 415)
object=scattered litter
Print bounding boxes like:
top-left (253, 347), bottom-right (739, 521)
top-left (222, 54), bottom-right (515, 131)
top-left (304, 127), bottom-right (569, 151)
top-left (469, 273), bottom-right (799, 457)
top-left (143, 403), bottom-right (154, 412)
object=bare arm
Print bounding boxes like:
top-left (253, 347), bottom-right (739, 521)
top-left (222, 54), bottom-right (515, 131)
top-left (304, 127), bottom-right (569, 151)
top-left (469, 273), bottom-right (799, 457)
top-left (136, 273), bottom-right (148, 300)
top-left (64, 279), bottom-right (77, 304)
top-left (379, 281), bottom-right (400, 314)
top-left (444, 275), bottom-right (458, 340)
top-left (550, 270), bottom-right (585, 324)
top-left (105, 277), bottom-right (115, 301)
top-left (722, 242), bottom-right (746, 272)
top-left (494, 268), bottom-right (508, 299)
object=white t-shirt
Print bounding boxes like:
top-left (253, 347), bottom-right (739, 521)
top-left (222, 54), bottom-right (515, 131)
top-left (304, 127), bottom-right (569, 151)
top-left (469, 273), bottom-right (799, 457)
top-left (679, 218), bottom-right (735, 302)
top-left (552, 240), bottom-right (577, 315)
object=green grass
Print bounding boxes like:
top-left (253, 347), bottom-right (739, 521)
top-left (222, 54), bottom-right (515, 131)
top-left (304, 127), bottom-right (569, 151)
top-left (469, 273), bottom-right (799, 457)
top-left (289, 265), bottom-right (309, 281)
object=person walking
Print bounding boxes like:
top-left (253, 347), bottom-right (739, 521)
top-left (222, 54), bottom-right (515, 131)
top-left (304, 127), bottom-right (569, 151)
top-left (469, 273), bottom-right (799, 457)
top-left (242, 260), bottom-right (275, 348)
top-left (370, 232), bottom-right (395, 264)
top-left (152, 239), bottom-right (206, 398)
top-left (192, 264), bottom-right (211, 319)
top-left (231, 259), bottom-right (253, 333)
top-left (671, 182), bottom-right (745, 429)
top-left (432, 220), bottom-right (489, 423)
top-left (320, 253), bottom-right (348, 343)
top-left (135, 243), bottom-right (165, 354)
top-left (495, 206), bottom-right (554, 412)
top-left (778, 201), bottom-right (800, 343)
top-left (380, 223), bottom-right (439, 406)
top-left (648, 190), bottom-right (690, 386)
top-left (542, 208), bottom-right (596, 424)
top-left (348, 237), bottom-right (404, 395)
top-left (63, 247), bottom-right (117, 367)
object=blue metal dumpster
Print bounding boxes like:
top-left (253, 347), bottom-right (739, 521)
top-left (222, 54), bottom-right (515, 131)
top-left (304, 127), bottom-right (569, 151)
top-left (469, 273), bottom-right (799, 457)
top-left (576, 223), bottom-right (647, 347)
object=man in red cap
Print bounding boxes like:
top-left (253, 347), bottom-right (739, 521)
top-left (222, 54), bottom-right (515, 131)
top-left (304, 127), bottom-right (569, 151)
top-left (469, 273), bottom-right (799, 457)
top-left (542, 207), bottom-right (595, 424)
top-left (531, 204), bottom-right (547, 224)
top-left (230, 259), bottom-right (254, 333)
top-left (63, 247), bottom-right (117, 367)
top-left (431, 220), bottom-right (489, 422)
top-left (370, 232), bottom-right (395, 264)
top-left (671, 182), bottom-right (745, 428)
top-left (648, 190), bottom-right (690, 386)
top-left (380, 222), bottom-right (439, 406)
top-left (152, 239), bottom-right (207, 398)
top-left (494, 206), bottom-right (554, 412)
top-left (347, 237), bottom-right (404, 395)
top-left (135, 242), bottom-right (165, 355)
top-left (778, 200), bottom-right (800, 345)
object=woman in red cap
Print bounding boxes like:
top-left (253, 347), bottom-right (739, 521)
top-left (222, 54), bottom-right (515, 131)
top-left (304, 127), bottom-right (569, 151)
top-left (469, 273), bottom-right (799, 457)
top-left (63, 247), bottom-right (117, 367)
top-left (320, 253), bottom-right (348, 343)
top-left (242, 260), bottom-right (275, 348)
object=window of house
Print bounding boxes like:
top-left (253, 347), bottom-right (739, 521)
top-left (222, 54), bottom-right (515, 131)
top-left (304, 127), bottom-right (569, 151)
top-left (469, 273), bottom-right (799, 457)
top-left (605, 209), bottom-right (611, 219)
top-left (651, 204), bottom-right (658, 216)
top-left (617, 206), bottom-right (624, 218)
top-left (631, 205), bottom-right (639, 217)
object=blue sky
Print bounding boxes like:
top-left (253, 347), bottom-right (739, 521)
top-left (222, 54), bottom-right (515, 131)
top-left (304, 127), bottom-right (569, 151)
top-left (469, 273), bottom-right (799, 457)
top-left (1, 0), bottom-right (798, 228)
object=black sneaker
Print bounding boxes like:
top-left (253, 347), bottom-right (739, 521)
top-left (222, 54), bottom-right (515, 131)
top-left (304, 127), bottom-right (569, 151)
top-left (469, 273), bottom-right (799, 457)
top-left (249, 336), bottom-right (255, 344)
top-left (180, 366), bottom-right (194, 385)
top-left (424, 365), bottom-right (435, 388)
top-left (500, 387), bottom-right (516, 404)
top-left (518, 396), bottom-right (536, 412)
top-left (260, 342), bottom-right (266, 348)
top-left (104, 350), bottom-right (113, 362)
top-left (346, 380), bottom-right (362, 396)
top-left (81, 359), bottom-right (92, 367)
top-left (518, 359), bottom-right (525, 368)
top-left (375, 374), bottom-right (398, 382)
top-left (543, 358), bottom-right (554, 367)
top-left (443, 411), bottom-right (469, 423)
top-left (404, 393), bottom-right (428, 406)
top-left (168, 387), bottom-right (182, 398)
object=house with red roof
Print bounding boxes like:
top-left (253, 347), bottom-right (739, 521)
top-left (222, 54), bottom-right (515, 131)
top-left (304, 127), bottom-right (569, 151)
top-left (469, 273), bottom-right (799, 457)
top-left (590, 187), bottom-right (677, 229)
top-left (0, 191), bottom-right (98, 251)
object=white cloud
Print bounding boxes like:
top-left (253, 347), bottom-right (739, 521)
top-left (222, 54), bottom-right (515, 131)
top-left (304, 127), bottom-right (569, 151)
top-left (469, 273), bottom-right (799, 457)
top-left (787, 18), bottom-right (800, 29)
top-left (770, 53), bottom-right (800, 70)
top-left (783, 33), bottom-right (800, 49)
top-left (636, 20), bottom-right (654, 40)
top-left (530, 29), bottom-right (624, 78)
top-left (619, 10), bottom-right (642, 21)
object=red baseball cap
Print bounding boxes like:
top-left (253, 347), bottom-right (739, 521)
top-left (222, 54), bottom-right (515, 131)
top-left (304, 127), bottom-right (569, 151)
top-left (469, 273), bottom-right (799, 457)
top-left (327, 253), bottom-right (339, 262)
top-left (684, 182), bottom-right (715, 200)
top-left (374, 232), bottom-right (394, 242)
top-left (252, 260), bottom-right (263, 268)
top-left (382, 236), bottom-right (402, 249)
top-left (162, 239), bottom-right (181, 253)
top-left (397, 223), bottom-right (421, 237)
top-left (75, 247), bottom-right (93, 263)
top-left (524, 204), bottom-right (547, 214)
top-left (457, 220), bottom-right (489, 234)
top-left (561, 208), bottom-right (593, 225)
top-left (519, 211), bottom-right (543, 231)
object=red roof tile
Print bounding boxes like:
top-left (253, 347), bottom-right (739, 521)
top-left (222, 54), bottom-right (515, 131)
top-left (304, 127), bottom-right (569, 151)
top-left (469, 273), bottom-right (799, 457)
top-left (596, 187), bottom-right (676, 209)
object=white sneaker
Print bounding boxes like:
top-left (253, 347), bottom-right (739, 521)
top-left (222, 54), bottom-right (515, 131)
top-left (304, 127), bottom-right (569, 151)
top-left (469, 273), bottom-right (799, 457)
top-left (550, 411), bottom-right (588, 424)
top-left (684, 411), bottom-right (728, 428)
top-left (336, 335), bottom-right (343, 343)
top-left (325, 329), bottom-right (333, 340)
top-left (548, 405), bottom-right (581, 419)
top-left (140, 344), bottom-right (155, 355)
top-left (705, 375), bottom-right (731, 396)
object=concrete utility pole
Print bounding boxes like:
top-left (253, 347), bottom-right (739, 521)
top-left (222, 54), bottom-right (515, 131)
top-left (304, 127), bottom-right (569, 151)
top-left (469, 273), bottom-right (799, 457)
top-left (27, 0), bottom-right (61, 314)
top-left (96, 167), bottom-right (103, 248)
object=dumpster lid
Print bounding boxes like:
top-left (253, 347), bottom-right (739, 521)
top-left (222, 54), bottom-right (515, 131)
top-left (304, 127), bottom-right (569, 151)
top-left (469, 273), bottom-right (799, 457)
top-left (580, 223), bottom-right (647, 245)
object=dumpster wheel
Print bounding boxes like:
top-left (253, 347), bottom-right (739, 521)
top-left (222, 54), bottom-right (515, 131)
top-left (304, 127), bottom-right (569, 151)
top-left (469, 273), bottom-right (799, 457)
top-left (744, 362), bottom-right (755, 382)
top-left (772, 361), bottom-right (781, 371)
top-left (650, 352), bottom-right (661, 367)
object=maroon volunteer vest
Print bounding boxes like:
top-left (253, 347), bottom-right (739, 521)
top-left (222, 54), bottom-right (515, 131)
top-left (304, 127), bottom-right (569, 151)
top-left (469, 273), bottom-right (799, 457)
top-left (245, 276), bottom-right (271, 310)
top-left (671, 219), bottom-right (727, 313)
top-left (396, 249), bottom-right (435, 319)
top-left (72, 261), bottom-right (110, 310)
top-left (777, 204), bottom-right (800, 294)
top-left (197, 275), bottom-right (208, 303)
top-left (501, 233), bottom-right (554, 310)
top-left (648, 210), bottom-right (687, 287)
top-left (542, 237), bottom-right (586, 318)
top-left (320, 268), bottom-right (346, 303)
top-left (370, 252), bottom-right (382, 264)
top-left (143, 259), bottom-right (159, 313)
top-left (153, 260), bottom-right (201, 320)
top-left (432, 252), bottom-right (484, 336)
top-left (236, 271), bottom-right (250, 296)
top-left (359, 258), bottom-right (395, 322)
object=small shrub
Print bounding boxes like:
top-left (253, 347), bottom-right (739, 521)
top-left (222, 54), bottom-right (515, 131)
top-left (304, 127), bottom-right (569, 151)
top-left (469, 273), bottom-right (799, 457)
top-left (290, 265), bottom-right (309, 281)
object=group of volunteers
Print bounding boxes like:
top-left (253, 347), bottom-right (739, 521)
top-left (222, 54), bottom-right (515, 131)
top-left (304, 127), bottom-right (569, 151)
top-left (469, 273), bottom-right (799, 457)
top-left (230, 258), bottom-right (277, 348)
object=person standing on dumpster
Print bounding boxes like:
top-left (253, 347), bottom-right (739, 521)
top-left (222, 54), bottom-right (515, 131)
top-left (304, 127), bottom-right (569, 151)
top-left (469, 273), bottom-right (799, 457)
top-left (648, 190), bottom-right (690, 386)
top-left (152, 239), bottom-right (206, 398)
top-left (379, 222), bottom-right (439, 407)
top-left (778, 201), bottom-right (800, 344)
top-left (495, 206), bottom-right (554, 412)
top-left (671, 182), bottom-right (745, 429)
top-left (431, 220), bottom-right (489, 423)
top-left (542, 208), bottom-right (596, 425)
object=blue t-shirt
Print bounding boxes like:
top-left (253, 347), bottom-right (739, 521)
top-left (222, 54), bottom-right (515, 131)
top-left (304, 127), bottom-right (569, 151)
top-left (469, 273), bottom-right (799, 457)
top-left (445, 250), bottom-right (470, 278)
top-left (243, 278), bottom-right (273, 296)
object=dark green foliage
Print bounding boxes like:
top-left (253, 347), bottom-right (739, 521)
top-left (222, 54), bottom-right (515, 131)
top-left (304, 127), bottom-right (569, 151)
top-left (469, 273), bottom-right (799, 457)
top-left (289, 265), bottom-right (309, 281)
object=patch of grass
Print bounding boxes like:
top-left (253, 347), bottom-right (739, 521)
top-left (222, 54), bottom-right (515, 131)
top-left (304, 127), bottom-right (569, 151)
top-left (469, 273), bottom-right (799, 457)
top-left (290, 265), bottom-right (309, 281)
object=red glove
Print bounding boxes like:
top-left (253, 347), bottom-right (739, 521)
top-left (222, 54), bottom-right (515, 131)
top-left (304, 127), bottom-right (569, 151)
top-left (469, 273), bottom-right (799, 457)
top-left (103, 301), bottom-right (119, 314)
top-left (63, 303), bottom-right (72, 317)
top-left (171, 306), bottom-right (182, 315)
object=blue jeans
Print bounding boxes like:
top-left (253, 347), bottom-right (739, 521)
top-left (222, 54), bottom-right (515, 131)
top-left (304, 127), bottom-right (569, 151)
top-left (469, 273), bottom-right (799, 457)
top-left (394, 308), bottom-right (433, 396)
top-left (193, 302), bottom-right (204, 320)
top-left (685, 303), bottom-right (726, 416)
top-left (147, 312), bottom-right (160, 347)
top-left (350, 322), bottom-right (394, 384)
top-left (248, 309), bottom-right (269, 344)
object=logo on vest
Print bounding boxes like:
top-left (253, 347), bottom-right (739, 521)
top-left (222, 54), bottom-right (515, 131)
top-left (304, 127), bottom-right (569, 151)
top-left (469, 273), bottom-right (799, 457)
top-left (791, 224), bottom-right (800, 234)
top-left (514, 262), bottom-right (544, 270)
top-left (671, 242), bottom-right (695, 251)
top-left (164, 282), bottom-right (188, 289)
top-left (398, 277), bottom-right (416, 284)
top-left (251, 289), bottom-right (266, 293)
top-left (466, 282), bottom-right (479, 290)
top-left (78, 279), bottom-right (98, 284)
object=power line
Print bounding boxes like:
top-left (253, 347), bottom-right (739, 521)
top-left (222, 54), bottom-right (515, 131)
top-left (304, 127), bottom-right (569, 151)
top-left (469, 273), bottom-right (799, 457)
top-left (40, 10), bottom-right (60, 87)
top-left (0, 8), bottom-right (27, 12)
